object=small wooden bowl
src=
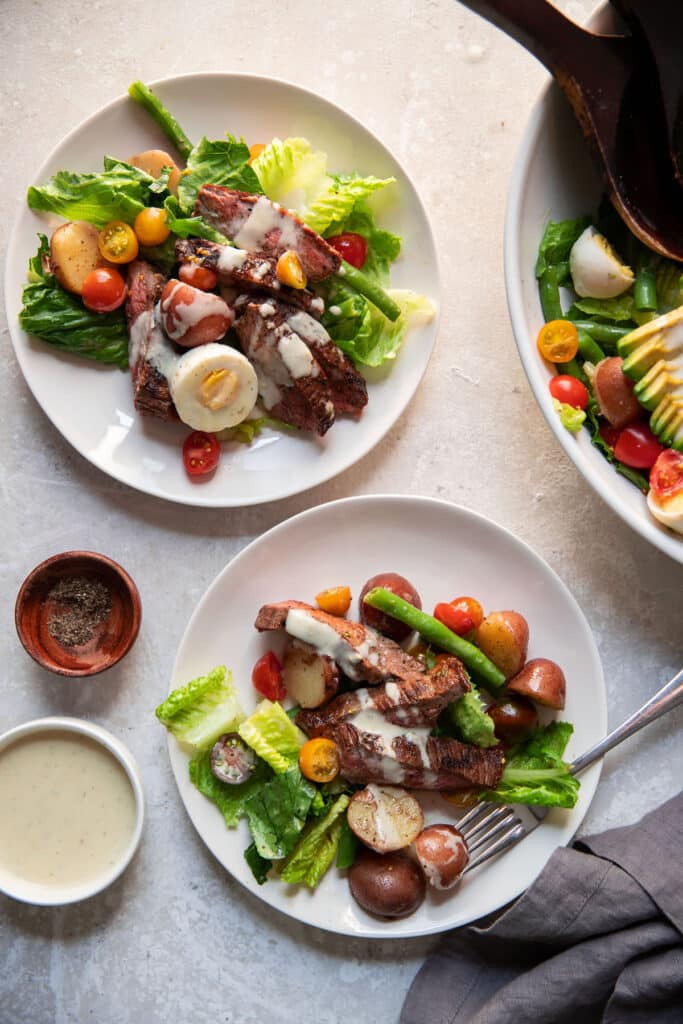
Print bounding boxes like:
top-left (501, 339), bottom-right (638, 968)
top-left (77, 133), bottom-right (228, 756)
top-left (15, 552), bottom-right (141, 677)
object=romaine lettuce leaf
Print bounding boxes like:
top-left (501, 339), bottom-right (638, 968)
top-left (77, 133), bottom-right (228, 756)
top-left (552, 398), bottom-right (586, 434)
top-left (215, 415), bottom-right (297, 445)
top-left (281, 794), bottom-right (350, 888)
top-left (238, 699), bottom-right (307, 774)
top-left (163, 196), bottom-right (228, 243)
top-left (536, 216), bottom-right (591, 277)
top-left (569, 294), bottom-right (635, 323)
top-left (244, 765), bottom-right (317, 860)
top-left (305, 174), bottom-right (395, 236)
top-left (443, 685), bottom-right (498, 748)
top-left (251, 137), bottom-right (329, 210)
top-left (322, 286), bottom-right (434, 367)
top-left (479, 721), bottom-right (580, 809)
top-left (18, 235), bottom-right (129, 368)
top-left (189, 747), bottom-right (271, 827)
top-left (177, 135), bottom-right (262, 212)
top-left (244, 842), bottom-right (271, 884)
top-left (155, 666), bottom-right (245, 753)
top-left (27, 158), bottom-right (164, 227)
top-left (656, 260), bottom-right (683, 312)
top-left (328, 201), bottom-right (401, 284)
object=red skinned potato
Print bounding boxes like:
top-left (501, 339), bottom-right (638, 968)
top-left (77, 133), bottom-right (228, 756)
top-left (359, 573), bottom-right (422, 642)
top-left (593, 356), bottom-right (641, 429)
top-left (507, 658), bottom-right (567, 710)
top-left (487, 695), bottom-right (539, 743)
top-left (348, 785), bottom-right (424, 853)
top-left (349, 849), bottom-right (426, 918)
top-left (474, 611), bottom-right (529, 680)
top-left (415, 824), bottom-right (469, 890)
top-left (282, 639), bottom-right (339, 709)
top-left (160, 279), bottom-right (234, 347)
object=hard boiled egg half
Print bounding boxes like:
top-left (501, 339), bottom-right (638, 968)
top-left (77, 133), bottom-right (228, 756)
top-left (170, 344), bottom-right (258, 431)
top-left (569, 226), bottom-right (634, 299)
top-left (647, 450), bottom-right (683, 535)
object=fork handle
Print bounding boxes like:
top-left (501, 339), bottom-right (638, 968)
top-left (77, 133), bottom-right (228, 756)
top-left (570, 666), bottom-right (683, 775)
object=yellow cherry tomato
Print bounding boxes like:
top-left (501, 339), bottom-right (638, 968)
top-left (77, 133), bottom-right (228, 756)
top-left (248, 143), bottom-right (266, 165)
top-left (276, 250), bottom-right (307, 289)
top-left (315, 585), bottom-right (352, 616)
top-left (98, 221), bottom-right (139, 264)
top-left (299, 738), bottom-right (340, 783)
top-left (537, 319), bottom-right (579, 363)
top-left (134, 207), bottom-right (171, 247)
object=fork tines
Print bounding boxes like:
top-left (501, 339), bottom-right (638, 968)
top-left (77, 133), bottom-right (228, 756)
top-left (458, 803), bottom-right (527, 873)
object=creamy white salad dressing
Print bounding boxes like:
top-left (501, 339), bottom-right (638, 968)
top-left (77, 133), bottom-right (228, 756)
top-left (233, 196), bottom-right (299, 251)
top-left (128, 309), bottom-right (152, 369)
top-left (284, 609), bottom-right (367, 681)
top-left (287, 311), bottom-right (332, 347)
top-left (146, 323), bottom-right (180, 380)
top-left (216, 246), bottom-right (248, 273)
top-left (161, 284), bottom-right (227, 342)
top-left (0, 732), bottom-right (137, 889)
top-left (256, 369), bottom-right (282, 410)
top-left (259, 303), bottom-right (276, 318)
top-left (277, 332), bottom-right (319, 379)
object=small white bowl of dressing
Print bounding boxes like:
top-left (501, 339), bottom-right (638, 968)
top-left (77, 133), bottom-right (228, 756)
top-left (0, 717), bottom-right (144, 905)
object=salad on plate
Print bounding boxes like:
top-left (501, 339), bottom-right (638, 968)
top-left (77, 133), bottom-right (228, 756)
top-left (156, 572), bottom-right (577, 921)
top-left (19, 81), bottom-right (433, 479)
top-left (535, 200), bottom-right (683, 536)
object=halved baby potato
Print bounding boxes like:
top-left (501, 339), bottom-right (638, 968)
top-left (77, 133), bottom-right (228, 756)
top-left (282, 639), bottom-right (340, 709)
top-left (348, 785), bottom-right (424, 853)
top-left (129, 149), bottom-right (181, 194)
top-left (475, 610), bottom-right (529, 680)
top-left (50, 221), bottom-right (105, 295)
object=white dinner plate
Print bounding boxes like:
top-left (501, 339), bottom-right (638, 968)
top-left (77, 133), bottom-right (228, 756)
top-left (168, 495), bottom-right (606, 938)
top-left (504, 5), bottom-right (683, 564)
top-left (5, 73), bottom-right (440, 507)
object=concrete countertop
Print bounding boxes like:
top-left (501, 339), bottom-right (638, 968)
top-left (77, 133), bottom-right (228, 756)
top-left (1, 1), bottom-right (681, 1021)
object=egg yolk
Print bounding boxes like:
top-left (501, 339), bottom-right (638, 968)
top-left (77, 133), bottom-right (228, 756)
top-left (199, 369), bottom-right (239, 411)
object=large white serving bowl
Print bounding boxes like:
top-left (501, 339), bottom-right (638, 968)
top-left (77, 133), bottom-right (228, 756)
top-left (504, 6), bottom-right (683, 565)
top-left (167, 495), bottom-right (606, 939)
top-left (4, 73), bottom-right (439, 508)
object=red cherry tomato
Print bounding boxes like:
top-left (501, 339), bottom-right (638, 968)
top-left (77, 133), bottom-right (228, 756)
top-left (613, 423), bottom-right (665, 469)
top-left (178, 264), bottom-right (219, 291)
top-left (650, 449), bottom-right (683, 500)
top-left (599, 422), bottom-right (622, 449)
top-left (252, 651), bottom-right (286, 700)
top-left (433, 602), bottom-right (475, 636)
top-left (449, 596), bottom-right (484, 631)
top-left (182, 431), bottom-right (221, 477)
top-left (327, 232), bottom-right (368, 269)
top-left (81, 267), bottom-right (127, 312)
top-left (548, 374), bottom-right (589, 410)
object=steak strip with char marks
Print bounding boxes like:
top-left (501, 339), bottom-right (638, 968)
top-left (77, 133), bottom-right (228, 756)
top-left (126, 259), bottom-right (179, 421)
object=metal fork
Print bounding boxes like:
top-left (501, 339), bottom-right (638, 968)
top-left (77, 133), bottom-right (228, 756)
top-left (458, 666), bottom-right (683, 873)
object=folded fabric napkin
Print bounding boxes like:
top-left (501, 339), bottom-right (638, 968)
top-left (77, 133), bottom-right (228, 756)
top-left (401, 792), bottom-right (683, 1024)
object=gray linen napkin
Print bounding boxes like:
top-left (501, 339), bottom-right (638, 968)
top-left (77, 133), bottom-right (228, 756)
top-left (401, 792), bottom-right (683, 1024)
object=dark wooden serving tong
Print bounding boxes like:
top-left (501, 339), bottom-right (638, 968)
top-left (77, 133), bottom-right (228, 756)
top-left (457, 0), bottom-right (683, 261)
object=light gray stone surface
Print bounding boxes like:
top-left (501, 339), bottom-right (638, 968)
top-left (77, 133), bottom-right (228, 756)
top-left (1, 1), bottom-right (681, 1022)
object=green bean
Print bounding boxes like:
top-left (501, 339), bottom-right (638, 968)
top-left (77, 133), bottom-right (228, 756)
top-left (538, 263), bottom-right (568, 322)
top-left (337, 260), bottom-right (401, 321)
top-left (576, 328), bottom-right (605, 364)
top-left (128, 81), bottom-right (193, 160)
top-left (362, 588), bottom-right (506, 691)
top-left (555, 358), bottom-right (586, 381)
top-left (567, 319), bottom-right (631, 346)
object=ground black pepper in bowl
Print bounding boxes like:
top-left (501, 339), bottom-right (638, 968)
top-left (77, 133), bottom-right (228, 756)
top-left (46, 577), bottom-right (112, 647)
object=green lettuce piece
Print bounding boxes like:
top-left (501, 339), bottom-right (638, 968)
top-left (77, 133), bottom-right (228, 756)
top-left (238, 699), bottom-right (307, 774)
top-left (445, 685), bottom-right (498, 748)
top-left (328, 201), bottom-right (402, 284)
top-left (569, 294), bottom-right (635, 323)
top-left (18, 235), bottom-right (129, 368)
top-left (189, 747), bottom-right (271, 827)
top-left (155, 666), bottom-right (245, 753)
top-left (655, 260), bottom-right (683, 312)
top-left (536, 216), bottom-right (591, 277)
top-left (552, 398), bottom-right (586, 434)
top-left (163, 195), bottom-right (228, 243)
top-left (244, 842), bottom-right (271, 884)
top-left (305, 174), bottom-right (395, 236)
top-left (244, 765), bottom-right (317, 860)
top-left (215, 415), bottom-right (297, 445)
top-left (585, 404), bottom-right (650, 492)
top-left (322, 287), bottom-right (434, 367)
top-left (479, 721), bottom-right (580, 809)
top-left (27, 157), bottom-right (164, 227)
top-left (336, 816), bottom-right (359, 869)
top-left (251, 137), bottom-right (329, 209)
top-left (177, 135), bottom-right (262, 212)
top-left (281, 794), bottom-right (350, 888)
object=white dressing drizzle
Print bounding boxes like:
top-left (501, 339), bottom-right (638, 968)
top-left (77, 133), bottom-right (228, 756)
top-left (217, 246), bottom-right (248, 273)
top-left (233, 196), bottom-right (299, 251)
top-left (287, 311), bottom-right (332, 347)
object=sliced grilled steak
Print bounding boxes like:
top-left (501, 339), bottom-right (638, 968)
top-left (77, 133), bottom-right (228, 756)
top-left (321, 723), bottom-right (504, 790)
top-left (196, 185), bottom-right (341, 281)
top-left (254, 600), bottom-right (426, 685)
top-left (174, 238), bottom-right (325, 318)
top-left (126, 260), bottom-right (179, 421)
top-left (280, 308), bottom-right (368, 417)
top-left (235, 304), bottom-right (335, 435)
top-left (296, 655), bottom-right (470, 732)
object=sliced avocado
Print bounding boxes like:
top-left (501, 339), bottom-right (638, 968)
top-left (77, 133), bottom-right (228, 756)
top-left (635, 360), bottom-right (683, 411)
top-left (651, 398), bottom-right (683, 452)
top-left (618, 306), bottom-right (683, 381)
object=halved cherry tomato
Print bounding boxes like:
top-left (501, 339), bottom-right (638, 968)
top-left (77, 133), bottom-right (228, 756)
top-left (327, 232), bottom-right (368, 269)
top-left (178, 264), bottom-right (219, 291)
top-left (134, 207), bottom-right (170, 246)
top-left (315, 586), bottom-right (352, 616)
top-left (299, 737), bottom-right (340, 783)
top-left (248, 143), bottom-right (266, 165)
top-left (650, 449), bottom-right (683, 500)
top-left (449, 596), bottom-right (484, 632)
top-left (182, 430), bottom-right (221, 477)
top-left (433, 602), bottom-right (475, 636)
top-left (599, 422), bottom-right (622, 449)
top-left (549, 374), bottom-right (589, 410)
top-left (251, 651), bottom-right (286, 701)
top-left (98, 221), bottom-right (139, 264)
top-left (614, 423), bottom-right (664, 469)
top-left (81, 267), bottom-right (127, 312)
top-left (537, 320), bottom-right (579, 363)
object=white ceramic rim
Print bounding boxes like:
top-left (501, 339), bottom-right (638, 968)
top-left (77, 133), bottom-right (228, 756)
top-left (4, 71), bottom-right (441, 509)
top-left (0, 716), bottom-right (145, 906)
top-left (168, 493), bottom-right (606, 938)
top-left (503, 68), bottom-right (683, 566)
